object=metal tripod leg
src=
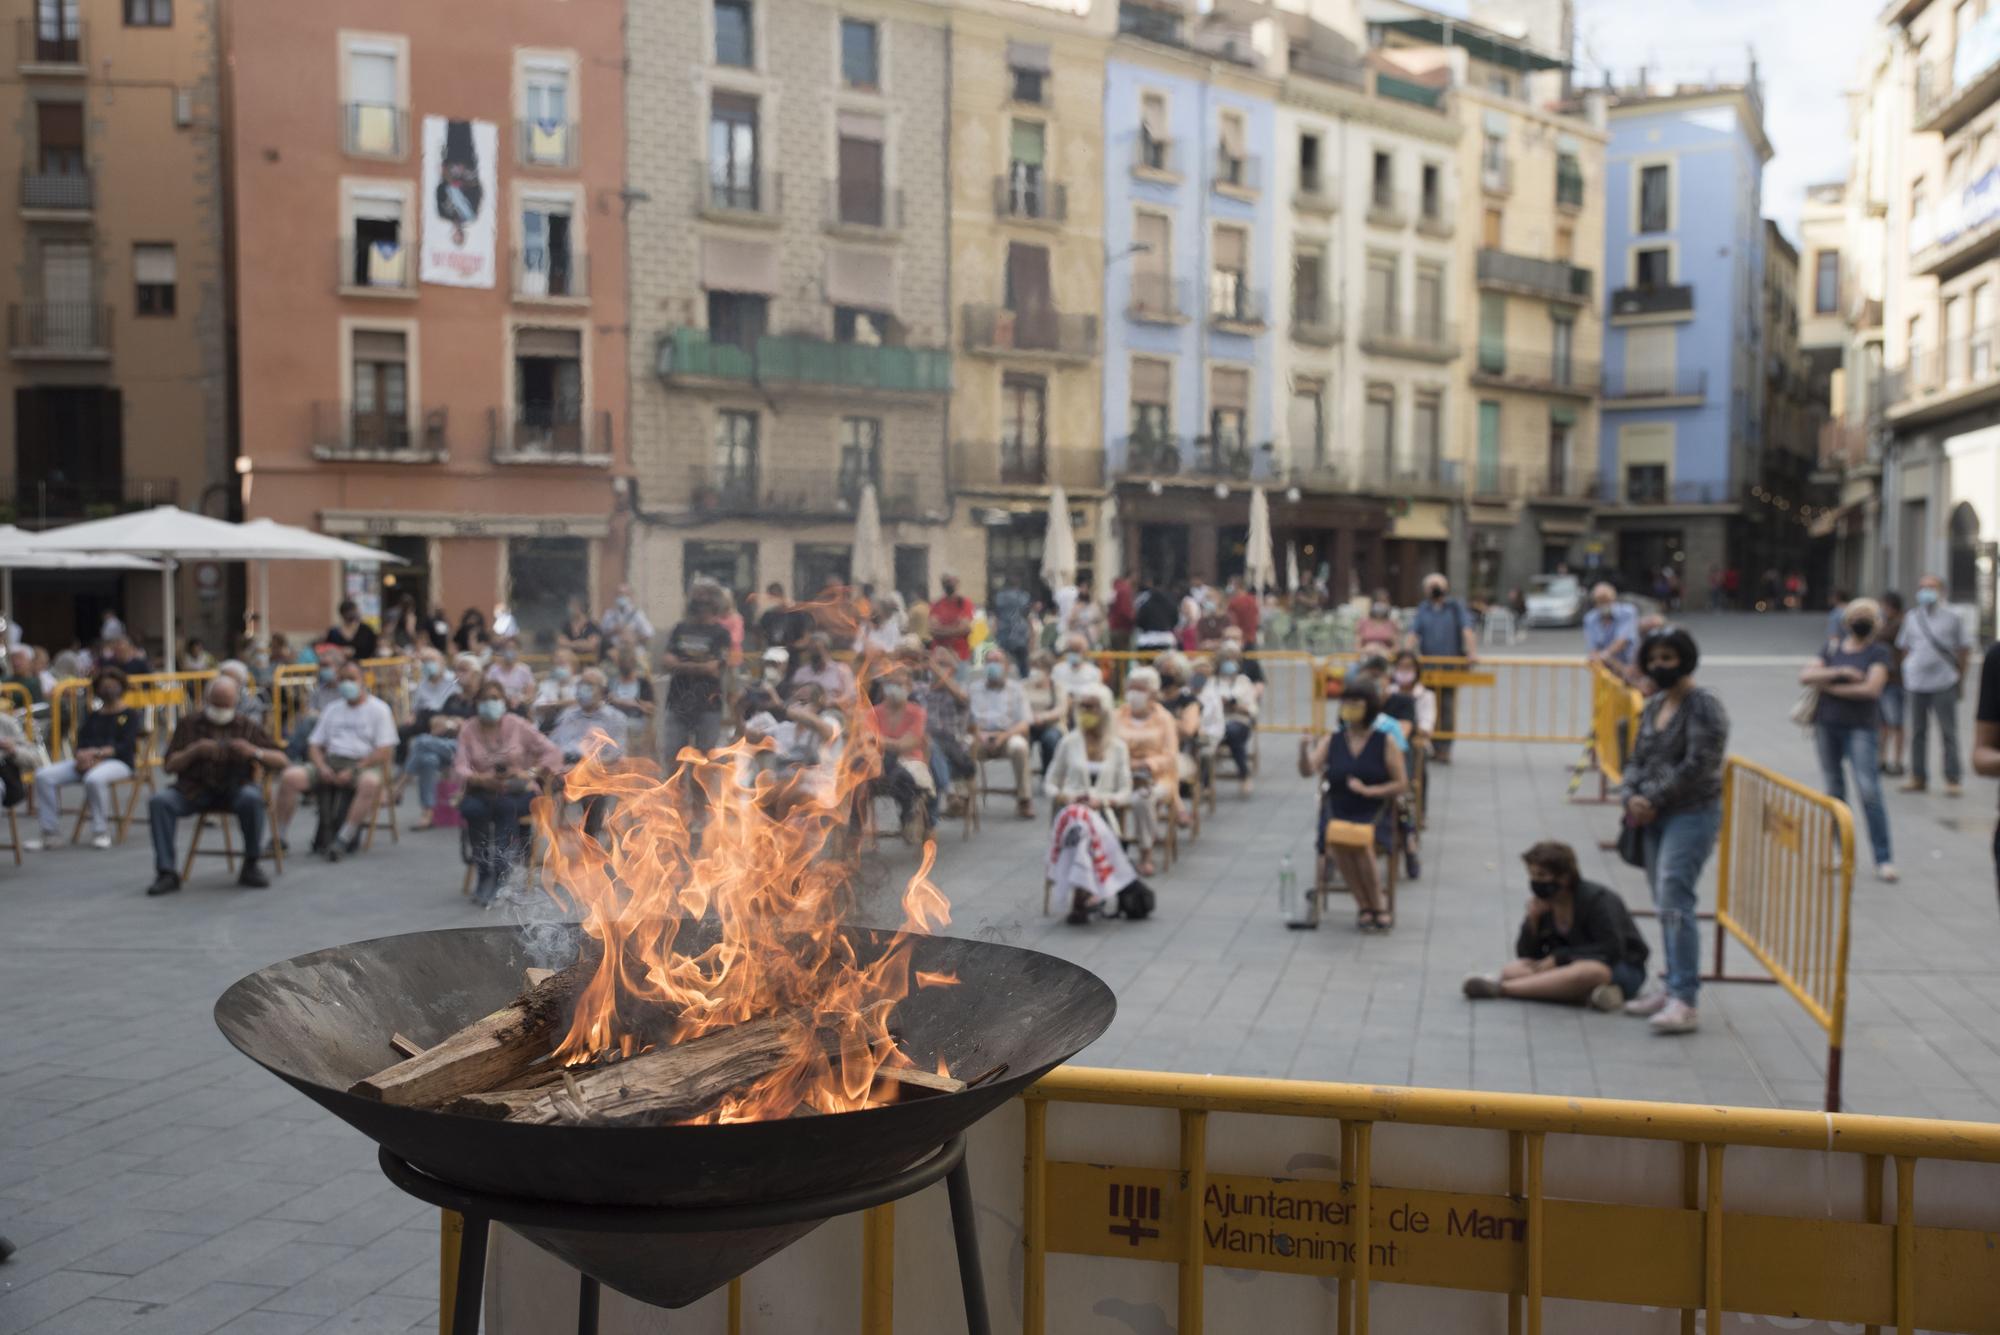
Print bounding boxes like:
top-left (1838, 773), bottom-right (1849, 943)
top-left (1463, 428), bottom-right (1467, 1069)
top-left (946, 1153), bottom-right (990, 1335)
top-left (452, 1215), bottom-right (488, 1335)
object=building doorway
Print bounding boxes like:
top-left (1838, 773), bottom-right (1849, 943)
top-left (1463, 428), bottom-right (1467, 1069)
top-left (893, 544), bottom-right (930, 607)
top-left (1137, 523), bottom-right (1189, 589)
top-left (377, 535), bottom-right (430, 632)
top-left (985, 516), bottom-right (1047, 604)
top-left (793, 544), bottom-right (853, 601)
top-left (1618, 529), bottom-right (1684, 594)
top-left (1949, 501), bottom-right (1980, 603)
top-left (508, 536), bottom-right (589, 649)
top-left (685, 541), bottom-right (757, 606)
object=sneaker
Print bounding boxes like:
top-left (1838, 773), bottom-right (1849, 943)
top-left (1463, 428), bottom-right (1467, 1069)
top-left (1898, 779), bottom-right (1927, 793)
top-left (323, 842), bottom-right (343, 864)
top-left (236, 865), bottom-right (270, 890)
top-left (90, 833), bottom-right (112, 850)
top-left (144, 871), bottom-right (181, 897)
top-left (1943, 781), bottom-right (1963, 798)
top-left (340, 831), bottom-right (362, 856)
top-left (1623, 988), bottom-right (1671, 1017)
top-left (1588, 982), bottom-right (1627, 1012)
top-left (1649, 998), bottom-right (1699, 1034)
top-left (1877, 863), bottom-right (1899, 883)
top-left (20, 836), bottom-right (46, 852)
top-left (1461, 973), bottom-right (1504, 1000)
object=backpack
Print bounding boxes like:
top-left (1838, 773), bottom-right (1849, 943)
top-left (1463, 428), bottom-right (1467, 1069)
top-left (1117, 881), bottom-right (1156, 920)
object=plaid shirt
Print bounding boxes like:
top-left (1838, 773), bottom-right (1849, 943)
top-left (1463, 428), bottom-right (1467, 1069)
top-left (166, 714), bottom-right (279, 802)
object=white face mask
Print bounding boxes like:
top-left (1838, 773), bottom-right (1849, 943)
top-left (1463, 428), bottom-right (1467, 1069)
top-left (205, 706), bottom-right (236, 726)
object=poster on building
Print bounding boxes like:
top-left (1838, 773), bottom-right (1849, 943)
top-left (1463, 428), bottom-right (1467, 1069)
top-left (420, 116), bottom-right (497, 288)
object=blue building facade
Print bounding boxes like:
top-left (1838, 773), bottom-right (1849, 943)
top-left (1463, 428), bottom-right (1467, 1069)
top-left (1101, 43), bottom-right (1279, 584)
top-left (1598, 87), bottom-right (1770, 589)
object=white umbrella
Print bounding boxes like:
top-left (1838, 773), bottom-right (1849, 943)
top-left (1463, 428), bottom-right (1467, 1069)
top-left (238, 519), bottom-right (402, 647)
top-left (0, 525), bottom-right (162, 634)
top-left (850, 484), bottom-right (891, 596)
top-left (1244, 487), bottom-right (1275, 593)
top-left (1041, 486), bottom-right (1077, 593)
top-left (1094, 494), bottom-right (1120, 605)
top-left (1286, 540), bottom-right (1300, 594)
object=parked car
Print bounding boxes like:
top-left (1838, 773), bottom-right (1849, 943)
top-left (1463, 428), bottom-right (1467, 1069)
top-left (1523, 574), bottom-right (1585, 628)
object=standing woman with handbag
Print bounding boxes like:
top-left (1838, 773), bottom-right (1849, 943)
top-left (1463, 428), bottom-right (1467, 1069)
top-left (1621, 627), bottom-right (1730, 1035)
top-left (1799, 597), bottom-right (1897, 881)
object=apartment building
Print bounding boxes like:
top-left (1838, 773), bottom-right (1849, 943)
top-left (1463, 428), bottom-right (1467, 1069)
top-left (5, 0), bottom-right (228, 651)
top-left (634, 0), bottom-right (952, 605)
top-left (944, 0), bottom-right (1113, 599)
top-left (226, 0), bottom-right (629, 643)
top-left (1877, 0), bottom-right (2000, 630)
top-left (1755, 219), bottom-right (1825, 587)
top-left (1265, 8), bottom-right (1460, 602)
top-left (1598, 78), bottom-right (1770, 593)
top-left (1100, 0), bottom-right (1282, 590)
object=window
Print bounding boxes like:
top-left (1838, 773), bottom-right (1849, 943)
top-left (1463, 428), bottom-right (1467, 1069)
top-left (709, 91), bottom-right (761, 210)
top-left (1476, 400), bottom-right (1501, 493)
top-left (34, 0), bottom-right (81, 62)
top-left (1364, 384), bottom-right (1394, 465)
top-left (713, 410), bottom-right (760, 501)
top-left (1814, 251), bottom-right (1840, 314)
top-left (707, 291), bottom-right (768, 350)
top-left (1132, 357), bottom-right (1172, 449)
top-left (124, 0), bottom-right (169, 26)
top-left (1299, 133), bottom-right (1322, 195)
top-left (1945, 295), bottom-right (1967, 384)
top-left (1208, 367), bottom-right (1249, 470)
top-left (1625, 463), bottom-right (1667, 504)
top-left (794, 544), bottom-right (853, 600)
top-left (1551, 315), bottom-right (1574, 385)
top-left (686, 541), bottom-right (759, 597)
top-left (1364, 253), bottom-right (1396, 329)
top-left (1556, 151), bottom-right (1583, 207)
top-left (1547, 416), bottom-right (1572, 492)
top-left (347, 190), bottom-right (407, 289)
top-left (1211, 225), bottom-right (1249, 323)
top-left (1001, 374), bottom-right (1047, 482)
top-left (1217, 110), bottom-right (1248, 189)
top-left (15, 387), bottom-right (120, 519)
top-left (837, 112), bottom-right (886, 226)
top-left (838, 416), bottom-right (881, 506)
top-left (714, 0), bottom-right (753, 67)
top-left (841, 18), bottom-right (879, 88)
top-left (36, 101), bottom-right (84, 177)
top-left (514, 327), bottom-right (584, 452)
top-left (1413, 392), bottom-right (1441, 471)
top-left (349, 329), bottom-right (409, 451)
top-left (1477, 292), bottom-right (1505, 373)
top-left (1293, 248), bottom-right (1325, 327)
top-left (834, 306), bottom-right (896, 344)
top-left (1371, 150), bottom-right (1392, 208)
top-left (345, 43), bottom-right (402, 156)
top-left (1420, 162), bottom-right (1441, 220)
top-left (1482, 207), bottom-right (1502, 249)
top-left (1011, 66), bottom-right (1046, 104)
top-left (1638, 163), bottom-right (1670, 233)
top-left (1007, 120), bottom-right (1048, 218)
top-left (1487, 70), bottom-right (1513, 98)
top-left (1140, 93), bottom-right (1170, 171)
top-left (1003, 241), bottom-right (1052, 317)
top-left (518, 196), bottom-right (577, 297)
top-left (1635, 248), bottom-right (1672, 288)
top-left (1414, 264), bottom-right (1444, 340)
top-left (1289, 382), bottom-right (1325, 466)
top-left (133, 244), bottom-right (175, 316)
top-left (1481, 132), bottom-right (1506, 179)
top-left (1008, 41), bottom-right (1051, 104)
top-left (522, 59), bottom-right (573, 167)
top-left (1131, 211), bottom-right (1172, 316)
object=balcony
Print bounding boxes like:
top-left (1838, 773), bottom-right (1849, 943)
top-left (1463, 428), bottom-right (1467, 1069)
top-left (1115, 434), bottom-right (1189, 478)
top-left (1480, 157), bottom-right (1513, 197)
top-left (698, 161), bottom-right (781, 223)
top-left (20, 167), bottom-right (90, 213)
top-left (1476, 249), bottom-right (1593, 304)
top-left (1532, 464), bottom-right (1603, 502)
top-left (1376, 71), bottom-right (1446, 111)
top-left (949, 440), bottom-right (1101, 491)
top-left (1127, 274), bottom-right (1190, 324)
top-left (1816, 420), bottom-right (1874, 476)
top-left (961, 304), bottom-right (1097, 361)
top-left (1616, 478), bottom-right (1738, 507)
top-left (1914, 19), bottom-right (2000, 138)
top-left (993, 172), bottom-right (1067, 224)
top-left (1883, 330), bottom-right (2000, 427)
top-left (1415, 203), bottom-right (1453, 239)
top-left (1347, 454), bottom-right (1462, 498)
top-left (310, 402), bottom-right (450, 463)
top-left (17, 18), bottom-right (85, 70)
top-left (684, 465), bottom-right (942, 521)
top-left (342, 103), bottom-right (409, 159)
top-left (657, 328), bottom-right (952, 396)
top-left (336, 237), bottom-right (415, 296)
top-left (1365, 188), bottom-right (1407, 230)
top-left (1119, 2), bottom-right (1186, 47)
top-left (1470, 348), bottom-right (1601, 397)
top-left (1207, 278), bottom-right (1266, 332)
top-left (510, 248), bottom-right (589, 301)
top-left (1908, 180), bottom-right (2000, 278)
top-left (1287, 47), bottom-right (1367, 89)
top-left (1188, 436), bottom-right (1271, 481)
top-left (491, 408), bottom-right (614, 464)
top-left (1292, 173), bottom-right (1337, 215)
top-left (3, 477), bottom-right (177, 527)
top-left (1602, 366), bottom-right (1707, 407)
top-left (1132, 134), bottom-right (1179, 180)
top-left (824, 178), bottom-right (904, 236)
top-left (516, 117), bottom-right (578, 169)
top-left (1213, 151), bottom-right (1259, 197)
top-left (1609, 284), bottom-right (1695, 321)
top-left (1291, 297), bottom-right (1340, 347)
top-left (9, 303), bottom-right (110, 359)
top-left (1556, 167), bottom-right (1585, 212)
top-left (1358, 307), bottom-right (1457, 363)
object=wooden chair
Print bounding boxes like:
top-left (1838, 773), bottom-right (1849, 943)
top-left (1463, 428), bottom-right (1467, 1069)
top-left (1306, 785), bottom-right (1403, 928)
top-left (69, 753), bottom-right (156, 846)
top-left (181, 774), bottom-right (287, 881)
top-left (0, 804), bottom-right (21, 866)
top-left (361, 760), bottom-right (400, 850)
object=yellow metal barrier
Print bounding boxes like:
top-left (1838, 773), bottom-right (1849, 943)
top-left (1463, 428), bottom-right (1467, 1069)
top-left (48, 671), bottom-right (216, 759)
top-left (1088, 649), bottom-right (1325, 737)
top-left (360, 656), bottom-right (416, 724)
top-left (1588, 662), bottom-right (1642, 787)
top-left (1715, 755), bottom-right (1858, 1111)
top-left (1310, 653), bottom-right (1591, 745)
top-left (270, 663), bottom-right (317, 741)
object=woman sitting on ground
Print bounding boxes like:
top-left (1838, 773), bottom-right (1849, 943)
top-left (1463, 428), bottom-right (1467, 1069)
top-left (1112, 666), bottom-right (1180, 874)
top-left (1044, 684), bottom-right (1140, 925)
top-left (1461, 840), bottom-right (1650, 1009)
top-left (1307, 681), bottom-right (1408, 931)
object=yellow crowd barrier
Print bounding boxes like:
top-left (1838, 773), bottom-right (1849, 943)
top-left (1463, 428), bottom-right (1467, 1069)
top-left (1309, 653), bottom-right (1591, 745)
top-left (1587, 661), bottom-right (1644, 791)
top-left (269, 663), bottom-right (318, 741)
top-left (47, 670), bottom-right (218, 760)
top-left (1087, 649), bottom-right (1325, 737)
top-left (1715, 755), bottom-right (1857, 1112)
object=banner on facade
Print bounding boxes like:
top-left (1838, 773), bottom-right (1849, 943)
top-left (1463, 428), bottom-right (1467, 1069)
top-left (420, 116), bottom-right (497, 288)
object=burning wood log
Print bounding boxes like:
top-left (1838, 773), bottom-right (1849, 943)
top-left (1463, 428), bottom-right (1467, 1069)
top-left (871, 1065), bottom-right (967, 1099)
top-left (349, 957), bottom-right (595, 1108)
top-left (444, 1016), bottom-right (798, 1126)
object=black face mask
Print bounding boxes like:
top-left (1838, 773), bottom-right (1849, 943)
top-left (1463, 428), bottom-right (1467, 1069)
top-left (1645, 662), bottom-right (1688, 689)
top-left (1528, 878), bottom-right (1562, 901)
top-left (1849, 620), bottom-right (1875, 640)
top-left (1429, 588), bottom-right (1445, 601)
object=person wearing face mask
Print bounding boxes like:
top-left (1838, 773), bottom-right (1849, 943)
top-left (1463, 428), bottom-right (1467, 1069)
top-left (531, 647), bottom-right (581, 732)
top-left (1112, 667), bottom-right (1179, 875)
top-left (214, 660), bottom-right (267, 726)
top-left (399, 648), bottom-right (458, 767)
top-left (1305, 682), bottom-right (1408, 930)
top-left (790, 632), bottom-right (856, 707)
top-left (1622, 627), bottom-right (1730, 1034)
top-left (557, 596), bottom-right (603, 663)
top-left (1876, 590), bottom-right (1908, 780)
top-left (1800, 598), bottom-right (1897, 882)
top-left (1462, 841), bottom-right (1650, 1009)
top-left (144, 675), bottom-right (286, 895)
top-left (854, 593), bottom-right (904, 658)
top-left (26, 668), bottom-right (141, 852)
top-left (1022, 650), bottom-right (1069, 775)
top-left (968, 647), bottom-right (1035, 818)
top-left (323, 598), bottom-right (380, 663)
top-left (551, 667), bottom-right (631, 837)
top-left (1894, 574), bottom-right (1969, 797)
top-left (453, 607), bottom-right (491, 656)
top-left (928, 575), bottom-right (976, 662)
top-left (405, 656), bottom-right (481, 831)
top-left (1209, 649), bottom-right (1260, 791)
top-left (870, 668), bottom-right (937, 838)
top-left (1045, 683), bottom-right (1141, 923)
top-left (1356, 590), bottom-right (1400, 655)
top-left (274, 662), bottom-right (399, 861)
top-left (600, 582), bottom-right (656, 651)
top-left (455, 680), bottom-right (562, 905)
top-left (1405, 574), bottom-right (1476, 762)
top-left (1582, 583), bottom-right (1639, 676)
top-left (1050, 633), bottom-right (1103, 701)
top-left (485, 636), bottom-right (537, 713)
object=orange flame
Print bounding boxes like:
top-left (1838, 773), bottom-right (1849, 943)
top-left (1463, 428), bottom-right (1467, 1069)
top-left (914, 970), bottom-right (960, 989)
top-left (533, 656), bottom-right (951, 1121)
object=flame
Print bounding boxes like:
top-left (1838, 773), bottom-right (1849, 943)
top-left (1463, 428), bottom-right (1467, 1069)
top-left (533, 655), bottom-right (952, 1121)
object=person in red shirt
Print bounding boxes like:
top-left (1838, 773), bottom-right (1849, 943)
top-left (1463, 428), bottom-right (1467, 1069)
top-left (1225, 575), bottom-right (1260, 646)
top-left (928, 574), bottom-right (976, 662)
top-left (1108, 576), bottom-right (1136, 652)
top-left (870, 667), bottom-right (936, 838)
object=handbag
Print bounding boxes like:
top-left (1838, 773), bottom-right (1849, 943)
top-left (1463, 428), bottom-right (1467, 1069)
top-left (1788, 686), bottom-right (1820, 729)
top-left (1616, 816), bottom-right (1647, 869)
top-left (1325, 818), bottom-right (1374, 850)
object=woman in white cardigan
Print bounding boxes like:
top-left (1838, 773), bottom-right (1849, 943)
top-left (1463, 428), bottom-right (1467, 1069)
top-left (1044, 684), bottom-right (1140, 923)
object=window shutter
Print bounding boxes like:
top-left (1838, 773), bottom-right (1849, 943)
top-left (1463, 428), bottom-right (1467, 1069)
top-left (1211, 366), bottom-right (1249, 410)
top-left (1131, 356), bottom-right (1172, 403)
top-left (1213, 226), bottom-right (1245, 271)
top-left (352, 329), bottom-right (408, 361)
top-left (1140, 93), bottom-right (1168, 141)
top-left (1219, 113), bottom-right (1246, 158)
top-left (37, 101), bottom-right (82, 148)
top-left (133, 244), bottom-right (176, 284)
top-left (1006, 39), bottom-right (1051, 72)
top-left (516, 327), bottom-right (582, 359)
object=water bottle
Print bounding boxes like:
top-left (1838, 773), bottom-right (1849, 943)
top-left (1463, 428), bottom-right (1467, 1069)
top-left (1277, 853), bottom-right (1298, 923)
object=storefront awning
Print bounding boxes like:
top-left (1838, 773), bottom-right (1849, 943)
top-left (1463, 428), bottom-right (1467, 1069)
top-left (1390, 501), bottom-right (1450, 543)
top-left (1538, 516), bottom-right (1589, 536)
top-left (1466, 504), bottom-right (1514, 529)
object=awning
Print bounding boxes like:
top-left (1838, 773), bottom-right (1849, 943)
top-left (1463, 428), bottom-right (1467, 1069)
top-left (701, 236), bottom-right (780, 295)
top-left (1538, 516), bottom-right (1589, 536)
top-left (826, 247), bottom-right (896, 310)
top-left (1391, 501), bottom-right (1450, 543)
top-left (1467, 504), bottom-right (1514, 528)
top-left (837, 109), bottom-right (884, 140)
top-left (1007, 39), bottom-right (1051, 73)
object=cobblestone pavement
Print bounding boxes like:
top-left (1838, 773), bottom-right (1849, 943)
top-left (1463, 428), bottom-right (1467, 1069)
top-left (3, 612), bottom-right (1996, 1332)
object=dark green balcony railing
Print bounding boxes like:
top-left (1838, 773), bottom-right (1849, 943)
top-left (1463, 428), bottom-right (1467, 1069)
top-left (1376, 72), bottom-right (1445, 109)
top-left (657, 328), bottom-right (952, 394)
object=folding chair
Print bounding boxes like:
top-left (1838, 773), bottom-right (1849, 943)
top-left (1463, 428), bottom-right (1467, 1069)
top-left (0, 804), bottom-right (21, 866)
top-left (70, 756), bottom-right (155, 847)
top-left (361, 761), bottom-right (400, 850)
top-left (182, 775), bottom-right (287, 881)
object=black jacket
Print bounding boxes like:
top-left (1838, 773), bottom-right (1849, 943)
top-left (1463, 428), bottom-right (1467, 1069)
top-left (77, 706), bottom-right (142, 770)
top-left (1515, 879), bottom-right (1649, 971)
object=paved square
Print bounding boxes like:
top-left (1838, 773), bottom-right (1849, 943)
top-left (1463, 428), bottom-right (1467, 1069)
top-left (3, 612), bottom-right (1996, 1332)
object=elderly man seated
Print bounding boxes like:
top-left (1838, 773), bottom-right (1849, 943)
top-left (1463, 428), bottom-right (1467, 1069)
top-left (285, 647), bottom-right (347, 761)
top-left (486, 635), bottom-right (538, 714)
top-left (968, 645), bottom-right (1034, 818)
top-left (273, 661), bottom-right (398, 861)
top-left (214, 659), bottom-right (267, 725)
top-left (144, 675), bottom-right (286, 896)
top-left (550, 667), bottom-right (629, 837)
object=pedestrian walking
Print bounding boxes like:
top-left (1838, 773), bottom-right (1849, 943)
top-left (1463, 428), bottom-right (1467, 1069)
top-left (1621, 626), bottom-right (1729, 1035)
top-left (1895, 574), bottom-right (1969, 797)
top-left (1799, 598), bottom-right (1897, 881)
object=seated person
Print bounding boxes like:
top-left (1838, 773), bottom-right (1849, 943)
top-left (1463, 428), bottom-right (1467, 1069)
top-left (1022, 649), bottom-right (1068, 775)
top-left (549, 667), bottom-right (630, 838)
top-left (1462, 840), bottom-right (1649, 1010)
top-left (4, 646), bottom-right (44, 705)
top-left (1389, 649), bottom-right (1437, 748)
top-left (144, 675), bottom-right (286, 896)
top-left (532, 647), bottom-right (580, 730)
top-left (1219, 625), bottom-right (1264, 691)
top-left (486, 636), bottom-right (538, 714)
top-left (754, 646), bottom-right (790, 697)
top-left (406, 654), bottom-right (480, 830)
top-left (274, 661), bottom-right (397, 861)
top-left (607, 645), bottom-right (657, 730)
top-left (285, 648), bottom-right (346, 761)
top-left (1050, 634), bottom-right (1102, 701)
top-left (556, 595), bottom-right (603, 662)
top-left (0, 699), bottom-right (32, 810)
top-left (789, 633), bottom-right (856, 707)
top-left (1112, 667), bottom-right (1180, 876)
top-left (454, 679), bottom-right (561, 906)
top-left (916, 644), bottom-right (975, 814)
top-left (967, 646), bottom-right (1034, 818)
top-left (27, 668), bottom-right (140, 851)
top-left (1306, 682), bottom-right (1409, 931)
top-left (870, 667), bottom-right (935, 839)
top-left (1154, 652), bottom-right (1209, 798)
top-left (214, 659), bottom-right (267, 725)
top-left (740, 680), bottom-right (842, 805)
top-left (1208, 646), bottom-right (1260, 790)
top-left (1044, 683), bottom-right (1140, 925)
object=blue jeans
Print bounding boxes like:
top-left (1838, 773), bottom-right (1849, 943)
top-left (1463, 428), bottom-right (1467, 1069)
top-left (1641, 800), bottom-right (1721, 1005)
top-left (406, 734), bottom-right (457, 810)
top-left (150, 784), bottom-right (264, 876)
top-left (1814, 724), bottom-right (1892, 866)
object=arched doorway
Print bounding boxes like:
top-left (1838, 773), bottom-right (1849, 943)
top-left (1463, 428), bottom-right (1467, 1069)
top-left (1949, 502), bottom-right (1980, 602)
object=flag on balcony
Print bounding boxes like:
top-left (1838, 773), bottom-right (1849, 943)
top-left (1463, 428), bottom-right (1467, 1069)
top-left (529, 118), bottom-right (568, 164)
top-left (366, 240), bottom-right (406, 288)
